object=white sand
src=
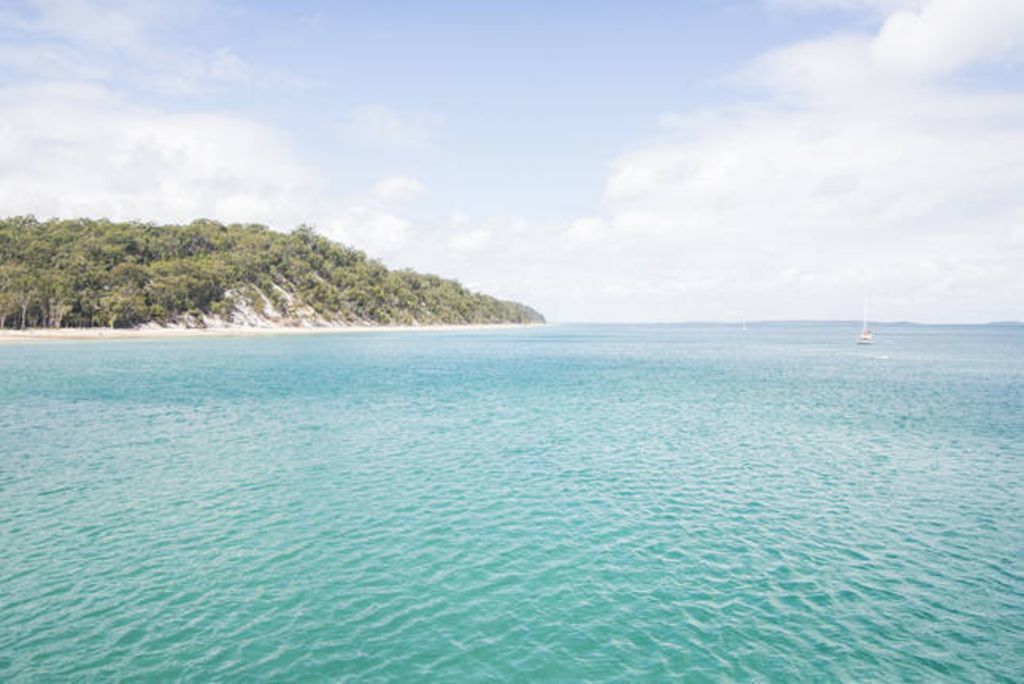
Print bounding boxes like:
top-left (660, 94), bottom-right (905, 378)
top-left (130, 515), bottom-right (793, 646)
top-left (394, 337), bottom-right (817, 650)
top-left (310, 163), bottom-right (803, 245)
top-left (0, 323), bottom-right (542, 342)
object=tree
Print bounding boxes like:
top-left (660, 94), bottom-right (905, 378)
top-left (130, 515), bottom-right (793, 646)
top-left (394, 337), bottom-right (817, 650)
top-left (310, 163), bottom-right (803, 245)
top-left (99, 287), bottom-right (146, 328)
top-left (0, 291), bottom-right (14, 329)
top-left (0, 217), bottom-right (544, 329)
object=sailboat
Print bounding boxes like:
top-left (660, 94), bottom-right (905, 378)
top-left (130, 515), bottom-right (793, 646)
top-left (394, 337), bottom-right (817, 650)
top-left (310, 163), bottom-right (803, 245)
top-left (741, 319), bottom-right (748, 332)
top-left (857, 295), bottom-right (874, 345)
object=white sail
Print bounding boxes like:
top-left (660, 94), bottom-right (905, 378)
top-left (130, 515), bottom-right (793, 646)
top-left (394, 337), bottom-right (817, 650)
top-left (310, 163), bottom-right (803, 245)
top-left (858, 294), bottom-right (874, 344)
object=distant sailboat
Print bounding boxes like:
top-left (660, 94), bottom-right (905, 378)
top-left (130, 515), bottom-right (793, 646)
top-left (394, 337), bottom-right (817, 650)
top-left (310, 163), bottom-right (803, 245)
top-left (741, 319), bottom-right (748, 332)
top-left (857, 295), bottom-right (874, 345)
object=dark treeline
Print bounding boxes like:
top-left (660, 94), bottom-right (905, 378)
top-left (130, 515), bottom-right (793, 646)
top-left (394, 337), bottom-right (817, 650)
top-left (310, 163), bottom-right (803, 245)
top-left (0, 216), bottom-right (544, 328)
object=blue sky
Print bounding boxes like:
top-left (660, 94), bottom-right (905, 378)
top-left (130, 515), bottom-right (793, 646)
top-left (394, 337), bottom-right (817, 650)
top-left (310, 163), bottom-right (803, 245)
top-left (1, 0), bottom-right (1022, 322)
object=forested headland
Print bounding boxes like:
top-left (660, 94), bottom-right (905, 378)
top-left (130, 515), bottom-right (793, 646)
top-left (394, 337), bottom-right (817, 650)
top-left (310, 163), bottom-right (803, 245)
top-left (0, 217), bottom-right (544, 329)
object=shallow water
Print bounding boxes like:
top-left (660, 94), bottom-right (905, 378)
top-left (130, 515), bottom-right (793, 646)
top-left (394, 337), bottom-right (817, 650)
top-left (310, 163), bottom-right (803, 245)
top-left (1, 323), bottom-right (1022, 681)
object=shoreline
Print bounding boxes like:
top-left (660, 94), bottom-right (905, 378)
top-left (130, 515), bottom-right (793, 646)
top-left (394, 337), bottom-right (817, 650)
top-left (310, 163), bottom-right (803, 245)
top-left (0, 322), bottom-right (543, 342)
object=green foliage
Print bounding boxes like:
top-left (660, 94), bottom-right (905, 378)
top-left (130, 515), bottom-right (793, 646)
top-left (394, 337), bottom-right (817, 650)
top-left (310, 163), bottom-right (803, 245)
top-left (0, 216), bottom-right (545, 329)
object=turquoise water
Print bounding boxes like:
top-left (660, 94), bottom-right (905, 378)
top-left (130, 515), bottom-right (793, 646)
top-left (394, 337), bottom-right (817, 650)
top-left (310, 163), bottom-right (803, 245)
top-left (1, 323), bottom-right (1022, 681)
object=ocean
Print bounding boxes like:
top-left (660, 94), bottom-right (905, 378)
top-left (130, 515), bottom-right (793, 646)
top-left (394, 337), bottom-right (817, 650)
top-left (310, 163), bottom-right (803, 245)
top-left (1, 323), bottom-right (1021, 681)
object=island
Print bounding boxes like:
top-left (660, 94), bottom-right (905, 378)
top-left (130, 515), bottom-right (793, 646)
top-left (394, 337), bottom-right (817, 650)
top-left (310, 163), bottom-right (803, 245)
top-left (0, 216), bottom-right (544, 333)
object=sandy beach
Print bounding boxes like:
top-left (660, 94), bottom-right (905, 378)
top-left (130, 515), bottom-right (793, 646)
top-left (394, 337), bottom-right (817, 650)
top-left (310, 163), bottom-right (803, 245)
top-left (0, 323), bottom-right (542, 343)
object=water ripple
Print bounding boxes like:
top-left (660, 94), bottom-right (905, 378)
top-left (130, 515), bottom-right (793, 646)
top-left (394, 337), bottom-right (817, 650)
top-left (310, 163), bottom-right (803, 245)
top-left (1, 324), bottom-right (1022, 681)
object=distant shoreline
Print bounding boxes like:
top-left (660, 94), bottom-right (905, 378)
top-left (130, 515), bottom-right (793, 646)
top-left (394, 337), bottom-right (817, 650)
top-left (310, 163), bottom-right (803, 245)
top-left (0, 322), bottom-right (543, 342)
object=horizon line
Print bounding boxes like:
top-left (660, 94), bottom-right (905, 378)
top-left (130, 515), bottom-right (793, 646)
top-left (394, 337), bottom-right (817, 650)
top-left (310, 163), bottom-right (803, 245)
top-left (546, 320), bottom-right (1023, 327)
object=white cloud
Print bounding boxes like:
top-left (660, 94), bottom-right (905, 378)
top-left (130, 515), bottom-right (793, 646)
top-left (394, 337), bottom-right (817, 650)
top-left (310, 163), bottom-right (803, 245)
top-left (594, 0), bottom-right (1024, 321)
top-left (871, 0), bottom-right (1024, 75)
top-left (563, 217), bottom-right (607, 244)
top-left (371, 175), bottom-right (426, 204)
top-left (338, 105), bottom-right (443, 149)
top-left (768, 0), bottom-right (920, 12)
top-left (0, 82), bottom-right (317, 227)
top-left (0, 43), bottom-right (108, 80)
top-left (448, 228), bottom-right (492, 254)
top-left (760, 0), bottom-right (1024, 85)
top-left (24, 0), bottom-right (153, 53)
top-left (325, 209), bottom-right (411, 255)
top-left (0, 1), bottom-right (276, 95)
top-left (208, 48), bottom-right (251, 82)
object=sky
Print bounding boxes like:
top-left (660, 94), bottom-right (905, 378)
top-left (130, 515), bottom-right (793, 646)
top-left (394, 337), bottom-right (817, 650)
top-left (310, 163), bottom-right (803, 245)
top-left (0, 0), bottom-right (1022, 323)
